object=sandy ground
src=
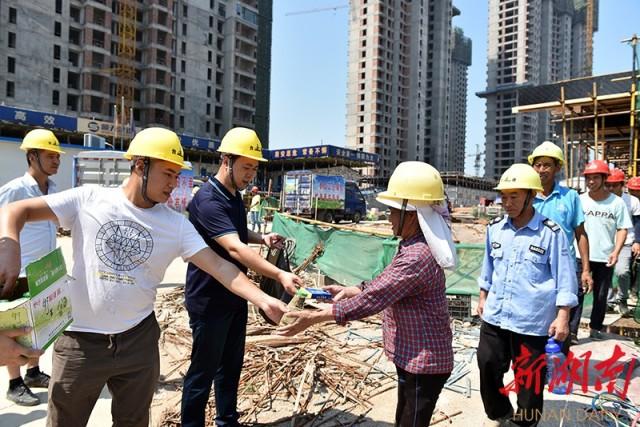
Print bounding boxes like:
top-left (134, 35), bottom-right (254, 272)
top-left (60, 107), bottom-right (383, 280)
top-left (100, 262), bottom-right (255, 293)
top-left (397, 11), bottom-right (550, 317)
top-left (0, 227), bottom-right (638, 427)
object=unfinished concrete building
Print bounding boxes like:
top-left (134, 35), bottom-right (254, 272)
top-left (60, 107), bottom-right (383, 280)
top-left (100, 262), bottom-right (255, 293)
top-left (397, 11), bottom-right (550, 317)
top-left (478, 0), bottom-right (598, 179)
top-left (0, 0), bottom-right (272, 146)
top-left (448, 27), bottom-right (472, 174)
top-left (346, 0), bottom-right (469, 183)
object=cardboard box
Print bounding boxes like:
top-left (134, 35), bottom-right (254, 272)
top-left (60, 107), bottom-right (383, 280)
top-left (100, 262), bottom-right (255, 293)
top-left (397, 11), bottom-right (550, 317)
top-left (0, 248), bottom-right (73, 350)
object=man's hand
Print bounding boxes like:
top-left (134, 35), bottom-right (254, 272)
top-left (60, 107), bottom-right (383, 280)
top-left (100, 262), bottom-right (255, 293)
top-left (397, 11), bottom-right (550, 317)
top-left (324, 285), bottom-right (361, 302)
top-left (258, 295), bottom-right (288, 325)
top-left (0, 328), bottom-right (43, 367)
top-left (477, 290), bottom-right (488, 317)
top-left (606, 252), bottom-right (618, 267)
top-left (632, 243), bottom-right (640, 257)
top-left (0, 237), bottom-right (21, 298)
top-left (277, 271), bottom-right (303, 295)
top-left (580, 270), bottom-right (593, 294)
top-left (548, 309), bottom-right (570, 342)
top-left (262, 233), bottom-right (285, 249)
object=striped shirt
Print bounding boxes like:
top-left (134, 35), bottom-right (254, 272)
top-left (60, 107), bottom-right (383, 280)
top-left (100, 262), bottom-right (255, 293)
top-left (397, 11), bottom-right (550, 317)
top-left (333, 234), bottom-right (454, 374)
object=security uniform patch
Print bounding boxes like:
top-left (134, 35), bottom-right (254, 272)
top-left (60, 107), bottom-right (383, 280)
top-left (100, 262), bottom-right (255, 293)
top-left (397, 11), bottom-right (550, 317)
top-left (529, 245), bottom-right (546, 255)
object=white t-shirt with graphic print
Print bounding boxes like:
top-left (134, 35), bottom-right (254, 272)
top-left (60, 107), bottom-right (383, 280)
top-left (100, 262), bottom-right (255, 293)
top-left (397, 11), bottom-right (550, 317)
top-left (45, 186), bottom-right (208, 334)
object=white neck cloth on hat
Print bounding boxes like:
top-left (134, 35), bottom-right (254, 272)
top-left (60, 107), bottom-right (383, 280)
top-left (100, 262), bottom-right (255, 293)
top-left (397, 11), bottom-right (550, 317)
top-left (378, 197), bottom-right (457, 269)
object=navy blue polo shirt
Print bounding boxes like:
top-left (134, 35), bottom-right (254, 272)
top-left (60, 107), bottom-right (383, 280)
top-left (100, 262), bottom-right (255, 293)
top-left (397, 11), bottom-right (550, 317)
top-left (185, 177), bottom-right (249, 314)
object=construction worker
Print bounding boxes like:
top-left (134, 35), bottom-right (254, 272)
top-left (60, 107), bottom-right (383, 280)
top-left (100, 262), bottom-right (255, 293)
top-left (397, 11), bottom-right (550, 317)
top-left (249, 185), bottom-right (262, 232)
top-left (577, 160), bottom-right (631, 340)
top-left (181, 127), bottom-right (302, 427)
top-left (0, 129), bottom-right (63, 406)
top-left (477, 164), bottom-right (578, 427)
top-left (604, 168), bottom-right (640, 316)
top-left (528, 141), bottom-right (592, 347)
top-left (0, 127), bottom-right (287, 427)
top-left (277, 161), bottom-right (456, 427)
top-left (626, 176), bottom-right (640, 307)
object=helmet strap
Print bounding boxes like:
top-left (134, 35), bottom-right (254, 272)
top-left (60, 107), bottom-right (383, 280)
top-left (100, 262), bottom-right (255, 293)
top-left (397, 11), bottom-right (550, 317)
top-left (517, 190), bottom-right (532, 218)
top-left (225, 155), bottom-right (241, 192)
top-left (397, 199), bottom-right (408, 237)
top-left (140, 157), bottom-right (158, 206)
top-left (30, 150), bottom-right (52, 178)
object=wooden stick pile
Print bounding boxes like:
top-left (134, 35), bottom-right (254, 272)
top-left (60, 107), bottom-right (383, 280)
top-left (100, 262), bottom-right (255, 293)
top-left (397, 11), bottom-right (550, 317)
top-left (154, 288), bottom-right (395, 427)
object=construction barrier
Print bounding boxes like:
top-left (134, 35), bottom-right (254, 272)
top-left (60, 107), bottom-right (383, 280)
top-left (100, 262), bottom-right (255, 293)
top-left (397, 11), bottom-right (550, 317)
top-left (272, 213), bottom-right (484, 295)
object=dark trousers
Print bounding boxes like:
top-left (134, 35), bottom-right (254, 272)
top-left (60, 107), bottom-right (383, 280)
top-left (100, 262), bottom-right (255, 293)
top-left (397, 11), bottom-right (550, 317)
top-left (181, 306), bottom-right (248, 427)
top-left (477, 321), bottom-right (547, 427)
top-left (47, 313), bottom-right (160, 427)
top-left (395, 367), bottom-right (449, 427)
top-left (570, 261), bottom-right (613, 332)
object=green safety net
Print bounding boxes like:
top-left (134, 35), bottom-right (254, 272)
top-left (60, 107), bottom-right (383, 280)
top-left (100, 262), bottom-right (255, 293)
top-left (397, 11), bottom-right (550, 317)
top-left (272, 213), bottom-right (398, 286)
top-left (272, 213), bottom-right (485, 295)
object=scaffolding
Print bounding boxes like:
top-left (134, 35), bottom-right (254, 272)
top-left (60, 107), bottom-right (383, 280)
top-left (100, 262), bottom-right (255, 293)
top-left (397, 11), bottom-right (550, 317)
top-left (512, 72), bottom-right (639, 185)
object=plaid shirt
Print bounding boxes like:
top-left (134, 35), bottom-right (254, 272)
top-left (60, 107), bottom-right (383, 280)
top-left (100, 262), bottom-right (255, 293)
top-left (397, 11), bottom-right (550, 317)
top-left (333, 234), bottom-right (453, 374)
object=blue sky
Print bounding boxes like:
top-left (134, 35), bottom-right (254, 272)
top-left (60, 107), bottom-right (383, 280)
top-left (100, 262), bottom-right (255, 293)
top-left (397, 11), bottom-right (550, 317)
top-left (269, 0), bottom-right (640, 175)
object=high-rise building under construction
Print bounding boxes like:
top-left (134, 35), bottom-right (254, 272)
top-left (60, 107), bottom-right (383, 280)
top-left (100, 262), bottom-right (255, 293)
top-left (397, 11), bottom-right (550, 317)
top-left (345, 0), bottom-right (472, 182)
top-left (478, 0), bottom-right (598, 179)
top-left (0, 0), bottom-right (272, 146)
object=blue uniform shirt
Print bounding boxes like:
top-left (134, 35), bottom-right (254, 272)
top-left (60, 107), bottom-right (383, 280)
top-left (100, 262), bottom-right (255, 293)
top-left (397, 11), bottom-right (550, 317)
top-left (185, 177), bottom-right (249, 314)
top-left (478, 210), bottom-right (579, 336)
top-left (532, 182), bottom-right (584, 261)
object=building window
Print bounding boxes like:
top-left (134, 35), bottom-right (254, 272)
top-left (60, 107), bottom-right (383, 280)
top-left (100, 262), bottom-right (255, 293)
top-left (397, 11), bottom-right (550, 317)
top-left (180, 97), bottom-right (184, 109)
top-left (52, 90), bottom-right (60, 106)
top-left (183, 4), bottom-right (188, 17)
top-left (182, 23), bottom-right (187, 36)
top-left (180, 79), bottom-right (185, 91)
top-left (53, 67), bottom-right (60, 83)
top-left (179, 115), bottom-right (184, 128)
top-left (181, 41), bottom-right (186, 54)
top-left (206, 103), bottom-right (211, 115)
top-left (55, 22), bottom-right (62, 37)
top-left (206, 121), bottom-right (211, 133)
top-left (9, 7), bottom-right (17, 24)
top-left (7, 57), bottom-right (15, 73)
top-left (54, 45), bottom-right (61, 60)
top-left (8, 32), bottom-right (16, 48)
top-left (181, 60), bottom-right (186, 73)
top-left (207, 86), bottom-right (211, 97)
top-left (56, 0), bottom-right (63, 14)
top-left (208, 51), bottom-right (212, 62)
top-left (6, 81), bottom-right (15, 97)
top-left (209, 16), bottom-right (214, 27)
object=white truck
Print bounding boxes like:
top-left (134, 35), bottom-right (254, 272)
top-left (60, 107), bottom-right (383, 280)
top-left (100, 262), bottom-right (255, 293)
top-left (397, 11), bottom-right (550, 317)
top-left (72, 150), bottom-right (193, 212)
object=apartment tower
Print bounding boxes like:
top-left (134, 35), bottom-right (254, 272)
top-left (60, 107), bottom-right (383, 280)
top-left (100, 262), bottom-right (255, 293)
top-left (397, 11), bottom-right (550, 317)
top-left (346, 0), bottom-right (470, 183)
top-left (0, 0), bottom-right (272, 146)
top-left (478, 0), bottom-right (597, 179)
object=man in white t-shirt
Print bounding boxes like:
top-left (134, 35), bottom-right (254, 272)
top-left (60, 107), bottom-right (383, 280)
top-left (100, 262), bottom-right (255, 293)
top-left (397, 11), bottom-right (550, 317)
top-left (604, 168), bottom-right (640, 316)
top-left (0, 129), bottom-right (63, 406)
top-left (0, 128), bottom-right (287, 427)
top-left (578, 161), bottom-right (632, 340)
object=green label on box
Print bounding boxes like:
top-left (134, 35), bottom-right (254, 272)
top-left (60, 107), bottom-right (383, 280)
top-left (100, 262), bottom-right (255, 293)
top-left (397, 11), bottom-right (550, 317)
top-left (25, 248), bottom-right (67, 297)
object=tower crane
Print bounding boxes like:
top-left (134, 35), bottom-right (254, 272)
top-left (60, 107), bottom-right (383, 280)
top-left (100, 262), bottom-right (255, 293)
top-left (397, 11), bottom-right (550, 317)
top-left (285, 4), bottom-right (348, 17)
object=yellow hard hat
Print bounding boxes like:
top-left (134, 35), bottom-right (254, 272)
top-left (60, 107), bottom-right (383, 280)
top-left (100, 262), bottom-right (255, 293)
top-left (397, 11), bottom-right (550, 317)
top-left (217, 127), bottom-right (267, 162)
top-left (20, 129), bottom-right (64, 154)
top-left (495, 164), bottom-right (543, 192)
top-left (124, 127), bottom-right (191, 170)
top-left (528, 141), bottom-right (564, 166)
top-left (377, 161), bottom-right (445, 207)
